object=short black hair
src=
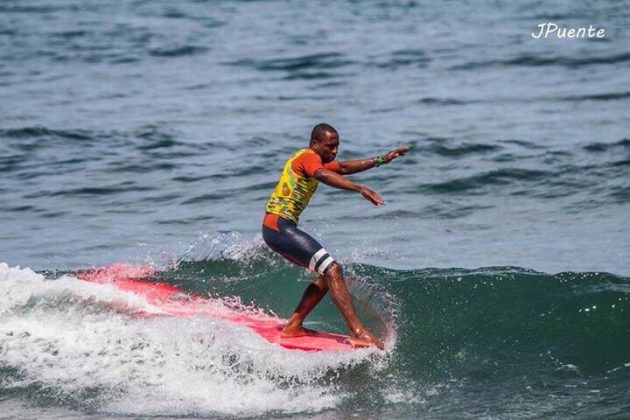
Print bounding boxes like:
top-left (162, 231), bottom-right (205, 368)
top-left (311, 123), bottom-right (337, 142)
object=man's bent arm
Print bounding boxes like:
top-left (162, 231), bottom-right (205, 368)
top-left (315, 168), bottom-right (362, 191)
top-left (337, 146), bottom-right (409, 175)
top-left (314, 168), bottom-right (384, 205)
top-left (337, 158), bottom-right (378, 175)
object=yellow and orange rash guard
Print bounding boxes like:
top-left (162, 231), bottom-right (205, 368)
top-left (265, 148), bottom-right (341, 224)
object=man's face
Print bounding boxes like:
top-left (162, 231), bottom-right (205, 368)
top-left (312, 131), bottom-right (339, 163)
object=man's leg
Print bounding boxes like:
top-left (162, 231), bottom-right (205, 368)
top-left (323, 262), bottom-right (384, 349)
top-left (281, 276), bottom-right (328, 337)
top-left (263, 218), bottom-right (383, 348)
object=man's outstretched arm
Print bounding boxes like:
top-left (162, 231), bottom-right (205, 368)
top-left (314, 168), bottom-right (385, 205)
top-left (336, 146), bottom-right (409, 175)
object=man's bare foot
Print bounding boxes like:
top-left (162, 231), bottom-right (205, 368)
top-left (280, 324), bottom-right (317, 338)
top-left (350, 330), bottom-right (384, 350)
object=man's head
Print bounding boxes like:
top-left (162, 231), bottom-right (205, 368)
top-left (309, 123), bottom-right (339, 163)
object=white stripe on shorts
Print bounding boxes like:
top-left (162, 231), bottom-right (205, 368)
top-left (316, 256), bottom-right (335, 275)
top-left (309, 248), bottom-right (328, 271)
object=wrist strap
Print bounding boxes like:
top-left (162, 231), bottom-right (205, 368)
top-left (373, 156), bottom-right (384, 167)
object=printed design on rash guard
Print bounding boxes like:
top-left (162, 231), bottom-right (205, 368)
top-left (265, 148), bottom-right (340, 223)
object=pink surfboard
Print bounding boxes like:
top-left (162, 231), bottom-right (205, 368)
top-left (76, 263), bottom-right (356, 351)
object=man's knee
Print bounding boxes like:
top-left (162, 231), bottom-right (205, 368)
top-left (324, 262), bottom-right (343, 279)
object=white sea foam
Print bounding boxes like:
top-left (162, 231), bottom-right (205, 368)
top-left (0, 262), bottom-right (380, 417)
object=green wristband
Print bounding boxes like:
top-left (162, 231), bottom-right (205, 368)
top-left (374, 156), bottom-right (384, 167)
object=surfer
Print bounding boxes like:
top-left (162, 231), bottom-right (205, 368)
top-left (262, 123), bottom-right (408, 349)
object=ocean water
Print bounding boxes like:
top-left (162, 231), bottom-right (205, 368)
top-left (1, 0), bottom-right (629, 418)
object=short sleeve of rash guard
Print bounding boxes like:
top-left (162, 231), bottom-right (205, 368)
top-left (294, 152), bottom-right (323, 177)
top-left (323, 161), bottom-right (341, 172)
top-left (295, 152), bottom-right (342, 177)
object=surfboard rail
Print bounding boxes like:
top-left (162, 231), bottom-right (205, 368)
top-left (76, 263), bottom-right (356, 351)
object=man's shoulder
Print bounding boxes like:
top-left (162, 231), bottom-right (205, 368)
top-left (289, 148), bottom-right (322, 177)
top-left (304, 148), bottom-right (322, 158)
top-left (290, 148), bottom-right (320, 163)
top-left (291, 147), bottom-right (315, 157)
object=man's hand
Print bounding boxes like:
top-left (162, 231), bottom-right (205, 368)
top-left (382, 145), bottom-right (409, 164)
top-left (358, 186), bottom-right (385, 206)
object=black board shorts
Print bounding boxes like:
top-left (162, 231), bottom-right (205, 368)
top-left (262, 213), bottom-right (336, 275)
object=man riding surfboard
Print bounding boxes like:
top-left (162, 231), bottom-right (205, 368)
top-left (262, 123), bottom-right (408, 349)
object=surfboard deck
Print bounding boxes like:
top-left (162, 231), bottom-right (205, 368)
top-left (76, 263), bottom-right (356, 351)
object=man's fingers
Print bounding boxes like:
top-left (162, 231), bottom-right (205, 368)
top-left (393, 146), bottom-right (410, 155)
top-left (370, 191), bottom-right (385, 205)
top-left (360, 188), bottom-right (385, 205)
top-left (384, 146), bottom-right (410, 162)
